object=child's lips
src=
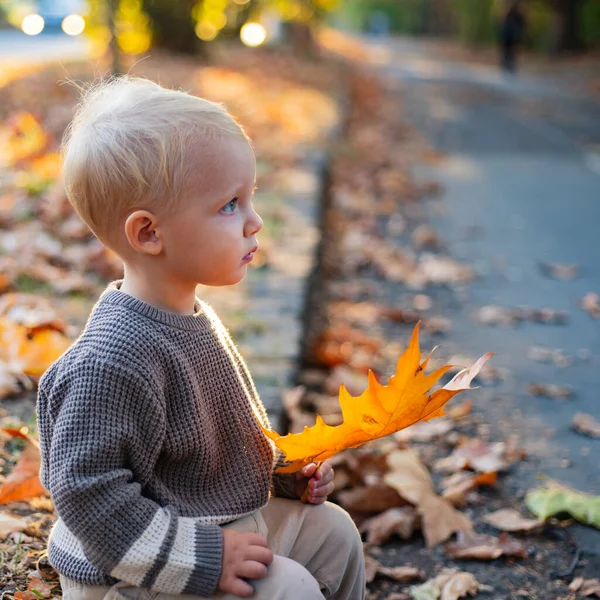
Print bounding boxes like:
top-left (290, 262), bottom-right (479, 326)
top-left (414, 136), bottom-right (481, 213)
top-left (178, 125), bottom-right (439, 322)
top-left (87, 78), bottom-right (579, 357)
top-left (242, 246), bottom-right (258, 263)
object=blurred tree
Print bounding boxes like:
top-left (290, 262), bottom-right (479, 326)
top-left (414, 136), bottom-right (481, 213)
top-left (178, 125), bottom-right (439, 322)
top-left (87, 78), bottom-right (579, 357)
top-left (543, 0), bottom-right (588, 51)
top-left (141, 0), bottom-right (200, 54)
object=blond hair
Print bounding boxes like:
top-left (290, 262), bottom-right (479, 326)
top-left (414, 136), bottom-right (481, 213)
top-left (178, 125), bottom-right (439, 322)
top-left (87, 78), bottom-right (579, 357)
top-left (61, 76), bottom-right (249, 245)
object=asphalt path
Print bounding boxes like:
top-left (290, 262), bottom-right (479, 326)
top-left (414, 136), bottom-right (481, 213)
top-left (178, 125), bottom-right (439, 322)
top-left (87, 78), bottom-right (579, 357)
top-left (370, 37), bottom-right (600, 554)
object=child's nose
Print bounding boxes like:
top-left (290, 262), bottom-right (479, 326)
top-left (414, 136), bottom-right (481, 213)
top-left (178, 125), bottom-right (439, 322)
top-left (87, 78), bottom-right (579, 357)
top-left (245, 206), bottom-right (263, 236)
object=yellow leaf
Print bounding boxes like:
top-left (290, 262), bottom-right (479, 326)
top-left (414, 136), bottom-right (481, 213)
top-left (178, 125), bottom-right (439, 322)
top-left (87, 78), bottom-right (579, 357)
top-left (0, 318), bottom-right (71, 377)
top-left (261, 324), bottom-right (492, 472)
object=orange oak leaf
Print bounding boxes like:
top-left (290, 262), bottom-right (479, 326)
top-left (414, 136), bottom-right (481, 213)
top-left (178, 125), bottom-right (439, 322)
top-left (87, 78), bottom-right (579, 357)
top-left (0, 428), bottom-right (46, 504)
top-left (261, 324), bottom-right (493, 472)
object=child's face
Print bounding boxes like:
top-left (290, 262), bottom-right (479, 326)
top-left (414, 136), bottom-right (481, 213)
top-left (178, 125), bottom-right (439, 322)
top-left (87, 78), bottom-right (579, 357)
top-left (159, 137), bottom-right (262, 287)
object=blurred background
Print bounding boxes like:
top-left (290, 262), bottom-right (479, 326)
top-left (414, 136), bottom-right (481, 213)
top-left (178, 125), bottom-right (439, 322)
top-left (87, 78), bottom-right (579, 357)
top-left (1, 0), bottom-right (600, 65)
top-left (1, 1), bottom-right (600, 598)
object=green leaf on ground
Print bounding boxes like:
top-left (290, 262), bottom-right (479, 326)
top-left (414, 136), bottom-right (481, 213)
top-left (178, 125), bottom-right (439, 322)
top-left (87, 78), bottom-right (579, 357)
top-left (525, 481), bottom-right (600, 529)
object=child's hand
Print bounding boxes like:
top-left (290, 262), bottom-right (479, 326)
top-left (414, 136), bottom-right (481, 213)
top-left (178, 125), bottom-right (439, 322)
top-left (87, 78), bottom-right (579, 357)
top-left (219, 530), bottom-right (273, 597)
top-left (295, 460), bottom-right (335, 504)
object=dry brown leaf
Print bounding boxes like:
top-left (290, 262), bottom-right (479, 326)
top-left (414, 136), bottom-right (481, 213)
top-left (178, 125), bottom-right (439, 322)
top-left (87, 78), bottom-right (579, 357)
top-left (528, 383), bottom-right (574, 400)
top-left (581, 293), bottom-right (600, 319)
top-left (572, 413), bottom-right (600, 439)
top-left (379, 565), bottom-right (424, 584)
top-left (0, 511), bottom-right (29, 539)
top-left (384, 449), bottom-right (472, 547)
top-left (15, 592), bottom-right (42, 600)
top-left (337, 484), bottom-right (406, 515)
top-left (482, 508), bottom-right (543, 532)
top-left (359, 506), bottom-right (420, 544)
top-left (0, 429), bottom-right (46, 504)
top-left (445, 530), bottom-right (528, 560)
top-left (570, 578), bottom-right (600, 596)
top-left (439, 571), bottom-right (480, 600)
top-left (394, 418), bottom-right (454, 442)
top-left (411, 224), bottom-right (441, 250)
top-left (441, 472), bottom-right (497, 506)
top-left (433, 438), bottom-right (508, 473)
top-left (538, 262), bottom-right (579, 280)
top-left (447, 399), bottom-right (473, 420)
top-left (413, 294), bottom-right (433, 312)
top-left (27, 573), bottom-right (56, 598)
top-left (364, 554), bottom-right (423, 585)
top-left (411, 569), bottom-right (486, 600)
top-left (0, 293), bottom-right (68, 332)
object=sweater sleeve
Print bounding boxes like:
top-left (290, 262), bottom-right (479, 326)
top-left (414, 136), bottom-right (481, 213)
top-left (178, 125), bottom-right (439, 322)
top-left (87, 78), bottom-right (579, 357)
top-left (40, 358), bottom-right (223, 597)
top-left (271, 449), bottom-right (300, 500)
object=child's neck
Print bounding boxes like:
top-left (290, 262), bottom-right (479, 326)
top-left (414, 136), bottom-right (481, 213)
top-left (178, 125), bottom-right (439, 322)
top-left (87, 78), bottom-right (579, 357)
top-left (119, 268), bottom-right (197, 316)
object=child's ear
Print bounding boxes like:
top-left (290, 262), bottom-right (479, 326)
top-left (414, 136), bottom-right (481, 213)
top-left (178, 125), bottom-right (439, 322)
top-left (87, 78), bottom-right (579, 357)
top-left (124, 210), bottom-right (163, 256)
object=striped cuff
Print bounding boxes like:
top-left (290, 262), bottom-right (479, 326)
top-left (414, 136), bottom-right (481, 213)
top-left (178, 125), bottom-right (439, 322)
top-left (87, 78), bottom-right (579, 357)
top-left (181, 524), bottom-right (223, 597)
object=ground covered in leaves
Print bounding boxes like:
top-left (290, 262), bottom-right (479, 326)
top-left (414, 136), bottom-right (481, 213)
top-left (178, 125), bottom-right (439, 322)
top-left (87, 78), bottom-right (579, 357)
top-left (290, 64), bottom-right (600, 599)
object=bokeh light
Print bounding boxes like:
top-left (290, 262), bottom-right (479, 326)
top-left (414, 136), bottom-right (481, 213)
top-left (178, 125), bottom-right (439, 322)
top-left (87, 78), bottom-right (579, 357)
top-left (61, 15), bottom-right (86, 36)
top-left (240, 22), bottom-right (267, 47)
top-left (21, 14), bottom-right (45, 36)
top-left (195, 22), bottom-right (218, 41)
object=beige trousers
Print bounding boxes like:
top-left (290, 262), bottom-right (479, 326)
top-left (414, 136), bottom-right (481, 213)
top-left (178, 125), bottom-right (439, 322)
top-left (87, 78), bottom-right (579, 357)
top-left (59, 498), bottom-right (365, 600)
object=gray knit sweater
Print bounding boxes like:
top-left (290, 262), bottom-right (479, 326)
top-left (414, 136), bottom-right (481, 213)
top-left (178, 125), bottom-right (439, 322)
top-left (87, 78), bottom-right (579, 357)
top-left (37, 282), bottom-right (296, 597)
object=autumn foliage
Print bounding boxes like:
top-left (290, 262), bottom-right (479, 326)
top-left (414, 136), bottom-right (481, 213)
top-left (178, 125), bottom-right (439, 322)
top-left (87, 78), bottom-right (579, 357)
top-left (261, 324), bottom-right (492, 473)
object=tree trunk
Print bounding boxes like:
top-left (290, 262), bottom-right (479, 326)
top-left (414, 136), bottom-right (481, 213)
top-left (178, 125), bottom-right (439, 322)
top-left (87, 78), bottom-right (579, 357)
top-left (548, 0), bottom-right (584, 52)
top-left (108, 0), bottom-right (120, 75)
top-left (142, 0), bottom-right (204, 55)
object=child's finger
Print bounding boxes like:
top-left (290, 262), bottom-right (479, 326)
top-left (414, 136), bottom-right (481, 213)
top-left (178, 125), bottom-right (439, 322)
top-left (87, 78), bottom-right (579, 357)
top-left (315, 460), bottom-right (333, 480)
top-left (302, 462), bottom-right (318, 478)
top-left (311, 481), bottom-right (334, 498)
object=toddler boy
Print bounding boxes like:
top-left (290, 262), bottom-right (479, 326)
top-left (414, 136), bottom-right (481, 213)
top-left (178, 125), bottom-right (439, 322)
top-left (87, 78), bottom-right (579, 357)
top-left (36, 77), bottom-right (365, 600)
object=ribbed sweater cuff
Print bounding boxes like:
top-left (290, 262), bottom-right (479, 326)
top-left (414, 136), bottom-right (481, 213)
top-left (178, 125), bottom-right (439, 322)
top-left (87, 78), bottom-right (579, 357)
top-left (272, 473), bottom-right (300, 500)
top-left (183, 524), bottom-right (223, 597)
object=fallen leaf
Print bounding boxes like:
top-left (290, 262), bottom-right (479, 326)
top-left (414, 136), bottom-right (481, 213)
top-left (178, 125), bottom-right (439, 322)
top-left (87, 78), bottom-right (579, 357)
top-left (411, 224), bottom-right (441, 250)
top-left (0, 318), bottom-right (71, 378)
top-left (538, 262), bottom-right (579, 280)
top-left (441, 471), bottom-right (497, 506)
top-left (570, 578), bottom-right (600, 597)
top-left (365, 553), bottom-right (425, 585)
top-left (581, 292), bottom-right (600, 319)
top-left (527, 346), bottom-right (573, 368)
top-left (337, 484), bottom-right (406, 515)
top-left (447, 400), bottom-right (473, 420)
top-left (439, 572), bottom-right (480, 600)
top-left (433, 438), bottom-right (508, 473)
top-left (0, 429), bottom-right (46, 504)
top-left (0, 511), bottom-right (29, 538)
top-left (385, 449), bottom-right (472, 547)
top-left (477, 305), bottom-right (521, 327)
top-left (410, 579), bottom-right (441, 600)
top-left (482, 508), bottom-right (543, 532)
top-left (261, 324), bottom-right (492, 472)
top-left (525, 481), bottom-right (600, 529)
top-left (395, 419), bottom-right (454, 442)
top-left (572, 413), bottom-right (600, 439)
top-left (528, 383), bottom-right (574, 400)
top-left (445, 530), bottom-right (528, 560)
top-left (413, 294), bottom-right (433, 312)
top-left (0, 293), bottom-right (68, 332)
top-left (360, 506), bottom-right (420, 544)
top-left (411, 569), bottom-right (484, 600)
top-left (14, 592), bottom-right (42, 600)
top-left (27, 572), bottom-right (55, 598)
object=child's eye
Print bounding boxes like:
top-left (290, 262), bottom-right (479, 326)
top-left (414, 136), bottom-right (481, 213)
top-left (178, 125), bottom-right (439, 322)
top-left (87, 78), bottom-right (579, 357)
top-left (221, 198), bottom-right (238, 214)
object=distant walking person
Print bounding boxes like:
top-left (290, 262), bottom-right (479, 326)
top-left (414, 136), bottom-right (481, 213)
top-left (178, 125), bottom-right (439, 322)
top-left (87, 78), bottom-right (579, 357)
top-left (499, 0), bottom-right (526, 73)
